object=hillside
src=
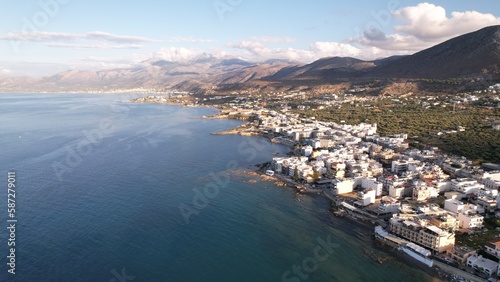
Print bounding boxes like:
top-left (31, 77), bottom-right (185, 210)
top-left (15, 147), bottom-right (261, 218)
top-left (1, 26), bottom-right (499, 93)
top-left (372, 25), bottom-right (500, 79)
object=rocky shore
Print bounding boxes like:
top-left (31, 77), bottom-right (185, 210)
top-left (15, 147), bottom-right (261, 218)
top-left (210, 123), bottom-right (262, 136)
top-left (237, 168), bottom-right (464, 282)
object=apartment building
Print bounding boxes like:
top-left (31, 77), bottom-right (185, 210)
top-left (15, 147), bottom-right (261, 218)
top-left (389, 217), bottom-right (455, 253)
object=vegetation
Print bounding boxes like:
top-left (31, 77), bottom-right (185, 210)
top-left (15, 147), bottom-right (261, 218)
top-left (293, 166), bottom-right (299, 181)
top-left (312, 167), bottom-right (321, 181)
top-left (456, 218), bottom-right (500, 249)
top-left (302, 99), bottom-right (500, 163)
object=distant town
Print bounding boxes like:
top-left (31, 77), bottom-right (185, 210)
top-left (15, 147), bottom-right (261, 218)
top-left (132, 84), bottom-right (500, 281)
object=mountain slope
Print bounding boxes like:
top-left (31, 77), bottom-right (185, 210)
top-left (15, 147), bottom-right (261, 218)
top-left (372, 25), bottom-right (500, 79)
top-left (1, 26), bottom-right (499, 93)
top-left (265, 56), bottom-right (374, 81)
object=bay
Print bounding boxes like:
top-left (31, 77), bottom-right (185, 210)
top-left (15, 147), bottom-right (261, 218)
top-left (0, 94), bottom-right (435, 281)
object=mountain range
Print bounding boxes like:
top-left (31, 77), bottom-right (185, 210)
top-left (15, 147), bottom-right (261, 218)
top-left (1, 25), bottom-right (500, 93)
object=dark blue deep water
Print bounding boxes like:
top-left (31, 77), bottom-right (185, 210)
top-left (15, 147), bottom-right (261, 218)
top-left (0, 94), bottom-right (435, 281)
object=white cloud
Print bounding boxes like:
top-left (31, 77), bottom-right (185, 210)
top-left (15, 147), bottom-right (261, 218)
top-left (225, 36), bottom-right (296, 55)
top-left (226, 37), bottom-right (392, 62)
top-left (84, 31), bottom-right (155, 43)
top-left (0, 31), bottom-right (155, 50)
top-left (310, 42), bottom-right (361, 58)
top-left (0, 61), bottom-right (72, 77)
top-left (354, 32), bottom-right (431, 51)
top-left (153, 47), bottom-right (201, 62)
top-left (0, 31), bottom-right (155, 43)
top-left (251, 36), bottom-right (296, 43)
top-left (0, 31), bottom-right (76, 42)
top-left (1, 68), bottom-right (11, 75)
top-left (394, 3), bottom-right (500, 41)
top-left (355, 3), bottom-right (500, 52)
top-left (47, 43), bottom-right (143, 49)
top-left (168, 37), bottom-right (215, 43)
top-left (70, 53), bottom-right (151, 71)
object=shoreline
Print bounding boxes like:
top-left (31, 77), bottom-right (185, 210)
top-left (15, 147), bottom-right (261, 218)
top-left (130, 96), bottom-right (467, 282)
top-left (242, 168), bottom-right (455, 282)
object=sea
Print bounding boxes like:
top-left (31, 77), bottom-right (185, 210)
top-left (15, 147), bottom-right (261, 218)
top-left (0, 93), bottom-right (437, 282)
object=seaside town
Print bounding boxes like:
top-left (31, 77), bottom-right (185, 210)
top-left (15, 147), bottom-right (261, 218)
top-left (132, 87), bottom-right (500, 282)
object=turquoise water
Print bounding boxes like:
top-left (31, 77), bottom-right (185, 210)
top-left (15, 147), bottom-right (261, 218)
top-left (0, 94), bottom-right (435, 281)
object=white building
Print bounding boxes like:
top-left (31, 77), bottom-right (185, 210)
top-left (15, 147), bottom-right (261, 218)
top-left (310, 139), bottom-right (322, 149)
top-left (391, 160), bottom-right (409, 173)
top-left (412, 182), bottom-right (439, 201)
top-left (356, 189), bottom-right (376, 206)
top-left (302, 145), bottom-right (313, 157)
top-left (467, 254), bottom-right (499, 277)
top-left (482, 171), bottom-right (500, 190)
top-left (378, 196), bottom-right (401, 213)
top-left (444, 191), bottom-right (463, 200)
top-left (476, 197), bottom-right (498, 213)
top-left (444, 199), bottom-right (465, 214)
top-left (457, 212), bottom-right (484, 229)
top-left (389, 186), bottom-right (405, 199)
top-left (450, 178), bottom-right (484, 194)
top-left (476, 187), bottom-right (498, 198)
top-left (362, 177), bottom-right (383, 197)
top-left (435, 181), bottom-right (451, 192)
top-left (333, 179), bottom-right (355, 195)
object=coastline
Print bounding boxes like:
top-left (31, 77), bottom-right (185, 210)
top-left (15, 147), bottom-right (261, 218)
top-left (130, 96), bottom-right (464, 282)
top-left (235, 168), bottom-right (450, 281)
top-left (130, 96), bottom-right (268, 136)
top-left (242, 168), bottom-right (454, 281)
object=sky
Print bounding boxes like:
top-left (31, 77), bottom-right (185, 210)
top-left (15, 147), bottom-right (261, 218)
top-left (1, 0), bottom-right (500, 76)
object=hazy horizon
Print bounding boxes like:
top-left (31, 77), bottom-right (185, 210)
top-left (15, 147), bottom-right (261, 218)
top-left (1, 1), bottom-right (500, 76)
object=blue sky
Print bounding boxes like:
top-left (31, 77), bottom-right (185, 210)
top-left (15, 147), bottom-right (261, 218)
top-left (1, 0), bottom-right (500, 76)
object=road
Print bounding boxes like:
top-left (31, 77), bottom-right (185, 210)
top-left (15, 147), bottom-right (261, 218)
top-left (433, 260), bottom-right (488, 282)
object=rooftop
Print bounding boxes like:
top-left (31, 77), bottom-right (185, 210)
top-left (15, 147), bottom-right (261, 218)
top-left (426, 225), bottom-right (446, 235)
top-left (487, 238), bottom-right (500, 248)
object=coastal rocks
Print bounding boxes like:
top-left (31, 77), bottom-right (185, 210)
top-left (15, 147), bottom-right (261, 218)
top-left (210, 123), bottom-right (262, 136)
top-left (234, 169), bottom-right (289, 187)
top-left (272, 180), bottom-right (287, 187)
top-left (362, 248), bottom-right (392, 264)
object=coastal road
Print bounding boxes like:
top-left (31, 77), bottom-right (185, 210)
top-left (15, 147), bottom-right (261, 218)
top-left (433, 260), bottom-right (488, 282)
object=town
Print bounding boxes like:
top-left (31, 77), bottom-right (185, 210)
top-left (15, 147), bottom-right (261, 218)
top-left (132, 85), bottom-right (500, 281)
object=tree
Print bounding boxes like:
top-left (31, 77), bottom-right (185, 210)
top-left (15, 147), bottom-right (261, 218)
top-left (312, 167), bottom-right (321, 181)
top-left (293, 166), bottom-right (300, 181)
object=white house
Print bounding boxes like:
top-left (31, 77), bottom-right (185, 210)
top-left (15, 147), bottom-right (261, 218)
top-left (333, 179), bottom-right (355, 195)
top-left (378, 196), bottom-right (401, 213)
top-left (310, 139), bottom-right (322, 149)
top-left (450, 178), bottom-right (484, 194)
top-left (436, 181), bottom-right (451, 192)
top-left (362, 177), bottom-right (383, 197)
top-left (302, 145), bottom-right (313, 157)
top-left (389, 185), bottom-right (405, 199)
top-left (482, 171), bottom-right (500, 190)
top-left (467, 254), bottom-right (499, 277)
top-left (356, 188), bottom-right (376, 206)
top-left (476, 197), bottom-right (498, 213)
top-left (457, 212), bottom-right (484, 229)
top-left (444, 199), bottom-right (465, 214)
top-left (391, 160), bottom-right (409, 173)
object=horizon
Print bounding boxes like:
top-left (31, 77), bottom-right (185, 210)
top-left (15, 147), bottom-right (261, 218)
top-left (1, 1), bottom-right (500, 77)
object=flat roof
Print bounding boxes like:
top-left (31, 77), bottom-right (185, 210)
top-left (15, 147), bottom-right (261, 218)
top-left (426, 225), bottom-right (445, 235)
